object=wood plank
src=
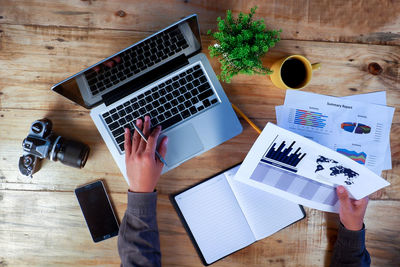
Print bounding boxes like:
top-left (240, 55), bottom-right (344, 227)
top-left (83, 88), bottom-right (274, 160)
top-left (1, 109), bottom-right (399, 200)
top-left (0, 191), bottom-right (399, 266)
top-left (0, 0), bottom-right (399, 45)
top-left (1, 24), bottom-right (399, 119)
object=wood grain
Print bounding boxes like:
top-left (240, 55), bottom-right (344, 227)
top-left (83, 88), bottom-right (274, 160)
top-left (1, 109), bottom-right (399, 200)
top-left (0, 191), bottom-right (399, 266)
top-left (1, 1), bottom-right (399, 266)
top-left (0, 0), bottom-right (399, 45)
top-left (1, 24), bottom-right (399, 115)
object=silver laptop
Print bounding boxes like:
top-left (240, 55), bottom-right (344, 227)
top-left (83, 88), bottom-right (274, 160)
top-left (51, 15), bottom-right (242, 183)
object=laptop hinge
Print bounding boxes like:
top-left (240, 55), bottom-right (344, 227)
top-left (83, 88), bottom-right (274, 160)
top-left (102, 54), bottom-right (189, 106)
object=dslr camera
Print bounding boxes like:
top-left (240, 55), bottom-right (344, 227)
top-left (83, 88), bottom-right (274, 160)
top-left (19, 119), bottom-right (90, 177)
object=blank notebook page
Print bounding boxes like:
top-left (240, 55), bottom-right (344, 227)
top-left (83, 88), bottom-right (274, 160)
top-left (174, 173), bottom-right (255, 264)
top-left (225, 165), bottom-right (304, 240)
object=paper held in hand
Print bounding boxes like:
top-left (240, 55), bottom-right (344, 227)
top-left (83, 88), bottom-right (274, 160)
top-left (234, 123), bottom-right (390, 213)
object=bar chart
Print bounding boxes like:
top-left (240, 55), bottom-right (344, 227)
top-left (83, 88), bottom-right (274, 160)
top-left (261, 137), bottom-right (306, 173)
top-left (293, 109), bottom-right (328, 128)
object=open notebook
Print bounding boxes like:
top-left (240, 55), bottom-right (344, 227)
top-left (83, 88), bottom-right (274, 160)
top-left (171, 164), bottom-right (306, 265)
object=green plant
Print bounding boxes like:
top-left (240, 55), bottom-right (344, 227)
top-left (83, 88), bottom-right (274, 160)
top-left (207, 7), bottom-right (281, 83)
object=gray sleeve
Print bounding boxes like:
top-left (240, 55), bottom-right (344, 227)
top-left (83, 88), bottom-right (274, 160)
top-left (330, 223), bottom-right (371, 267)
top-left (118, 191), bottom-right (161, 267)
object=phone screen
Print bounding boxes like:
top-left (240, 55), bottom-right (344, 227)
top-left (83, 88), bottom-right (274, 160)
top-left (75, 181), bottom-right (119, 242)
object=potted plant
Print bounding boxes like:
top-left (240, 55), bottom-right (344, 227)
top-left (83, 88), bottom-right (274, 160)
top-left (207, 7), bottom-right (281, 83)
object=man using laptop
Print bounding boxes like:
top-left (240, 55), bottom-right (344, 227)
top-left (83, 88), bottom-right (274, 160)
top-left (52, 15), bottom-right (243, 183)
top-left (118, 118), bottom-right (371, 267)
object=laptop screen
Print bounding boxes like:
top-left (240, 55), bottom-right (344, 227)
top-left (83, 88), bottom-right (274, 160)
top-left (52, 15), bottom-right (201, 109)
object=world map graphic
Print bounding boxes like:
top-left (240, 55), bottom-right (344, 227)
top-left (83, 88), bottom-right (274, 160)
top-left (315, 155), bottom-right (359, 185)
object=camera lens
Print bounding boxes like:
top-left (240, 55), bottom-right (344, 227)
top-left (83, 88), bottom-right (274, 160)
top-left (51, 137), bottom-right (90, 168)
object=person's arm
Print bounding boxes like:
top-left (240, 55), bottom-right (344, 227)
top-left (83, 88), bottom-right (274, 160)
top-left (118, 116), bottom-right (168, 267)
top-left (330, 186), bottom-right (371, 267)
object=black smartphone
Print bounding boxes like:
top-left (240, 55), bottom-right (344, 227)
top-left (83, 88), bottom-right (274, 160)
top-left (75, 180), bottom-right (119, 242)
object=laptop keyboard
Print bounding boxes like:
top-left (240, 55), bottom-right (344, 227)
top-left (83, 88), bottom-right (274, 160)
top-left (101, 64), bottom-right (219, 152)
top-left (85, 27), bottom-right (189, 96)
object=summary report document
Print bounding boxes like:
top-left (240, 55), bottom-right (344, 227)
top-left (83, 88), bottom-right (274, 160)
top-left (234, 123), bottom-right (390, 212)
top-left (171, 164), bottom-right (305, 265)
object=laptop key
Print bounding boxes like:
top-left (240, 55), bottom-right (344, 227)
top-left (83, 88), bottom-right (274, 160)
top-left (182, 110), bottom-right (190, 119)
top-left (165, 85), bottom-right (173, 92)
top-left (189, 106), bottom-right (197, 115)
top-left (126, 114), bottom-right (133, 121)
top-left (112, 113), bottom-right (119, 120)
top-left (119, 117), bottom-right (126, 125)
top-left (193, 70), bottom-right (202, 78)
top-left (157, 114), bottom-right (165, 122)
top-left (198, 89), bottom-right (214, 101)
top-left (126, 106), bottom-right (133, 113)
top-left (171, 99), bottom-right (178, 106)
top-left (199, 76), bottom-right (207, 84)
top-left (159, 114), bottom-right (183, 130)
top-left (118, 110), bottom-right (126, 117)
top-left (171, 107), bottom-right (178, 114)
top-left (184, 100), bottom-right (191, 108)
top-left (157, 106), bottom-right (165, 113)
top-left (102, 112), bottom-right (110, 118)
top-left (191, 97), bottom-right (199, 105)
top-left (132, 102), bottom-right (139, 109)
top-left (178, 104), bottom-right (185, 111)
top-left (172, 90), bottom-right (179, 97)
top-left (164, 102), bottom-right (172, 110)
top-left (116, 135), bottom-right (125, 144)
top-left (198, 83), bottom-right (210, 92)
top-left (112, 127), bottom-right (124, 137)
top-left (211, 98), bottom-right (218, 105)
top-left (164, 110), bottom-right (172, 118)
top-left (150, 110), bottom-right (158, 117)
top-left (119, 143), bottom-right (125, 152)
top-left (109, 122), bottom-right (119, 131)
top-left (105, 117), bottom-right (112, 124)
top-left (203, 99), bottom-right (211, 108)
top-left (151, 118), bottom-right (158, 126)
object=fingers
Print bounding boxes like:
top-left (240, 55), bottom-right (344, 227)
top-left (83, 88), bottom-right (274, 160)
top-left (157, 136), bottom-right (168, 159)
top-left (113, 56), bottom-right (121, 63)
top-left (139, 116), bottom-right (151, 151)
top-left (124, 128), bottom-right (132, 160)
top-left (146, 125), bottom-right (162, 154)
top-left (336, 185), bottom-right (351, 209)
top-left (92, 65), bottom-right (101, 73)
top-left (132, 119), bottom-right (142, 152)
top-left (353, 197), bottom-right (369, 207)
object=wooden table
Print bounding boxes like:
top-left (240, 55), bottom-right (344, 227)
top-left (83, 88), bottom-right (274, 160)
top-left (1, 1), bottom-right (399, 266)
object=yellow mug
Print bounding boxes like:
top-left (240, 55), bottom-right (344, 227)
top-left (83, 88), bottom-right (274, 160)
top-left (270, 55), bottom-right (320, 90)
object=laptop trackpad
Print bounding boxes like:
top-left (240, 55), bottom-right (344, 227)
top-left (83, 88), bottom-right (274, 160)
top-left (164, 124), bottom-right (204, 166)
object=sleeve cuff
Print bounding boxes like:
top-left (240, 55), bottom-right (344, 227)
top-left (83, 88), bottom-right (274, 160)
top-left (126, 191), bottom-right (158, 216)
top-left (337, 222), bottom-right (366, 249)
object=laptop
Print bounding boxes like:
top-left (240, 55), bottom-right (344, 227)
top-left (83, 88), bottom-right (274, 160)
top-left (51, 15), bottom-right (243, 183)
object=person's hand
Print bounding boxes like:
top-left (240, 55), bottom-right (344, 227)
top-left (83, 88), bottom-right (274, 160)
top-left (124, 116), bottom-right (168, 193)
top-left (336, 185), bottom-right (369, 231)
top-left (92, 56), bottom-right (121, 73)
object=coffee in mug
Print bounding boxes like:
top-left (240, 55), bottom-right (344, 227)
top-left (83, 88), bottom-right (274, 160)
top-left (270, 55), bottom-right (320, 90)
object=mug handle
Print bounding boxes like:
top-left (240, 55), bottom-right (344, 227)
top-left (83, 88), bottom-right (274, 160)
top-left (312, 63), bottom-right (321, 71)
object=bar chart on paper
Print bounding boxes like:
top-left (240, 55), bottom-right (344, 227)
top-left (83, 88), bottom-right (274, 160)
top-left (294, 109), bottom-right (328, 128)
top-left (286, 108), bottom-right (331, 135)
top-left (261, 136), bottom-right (307, 173)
